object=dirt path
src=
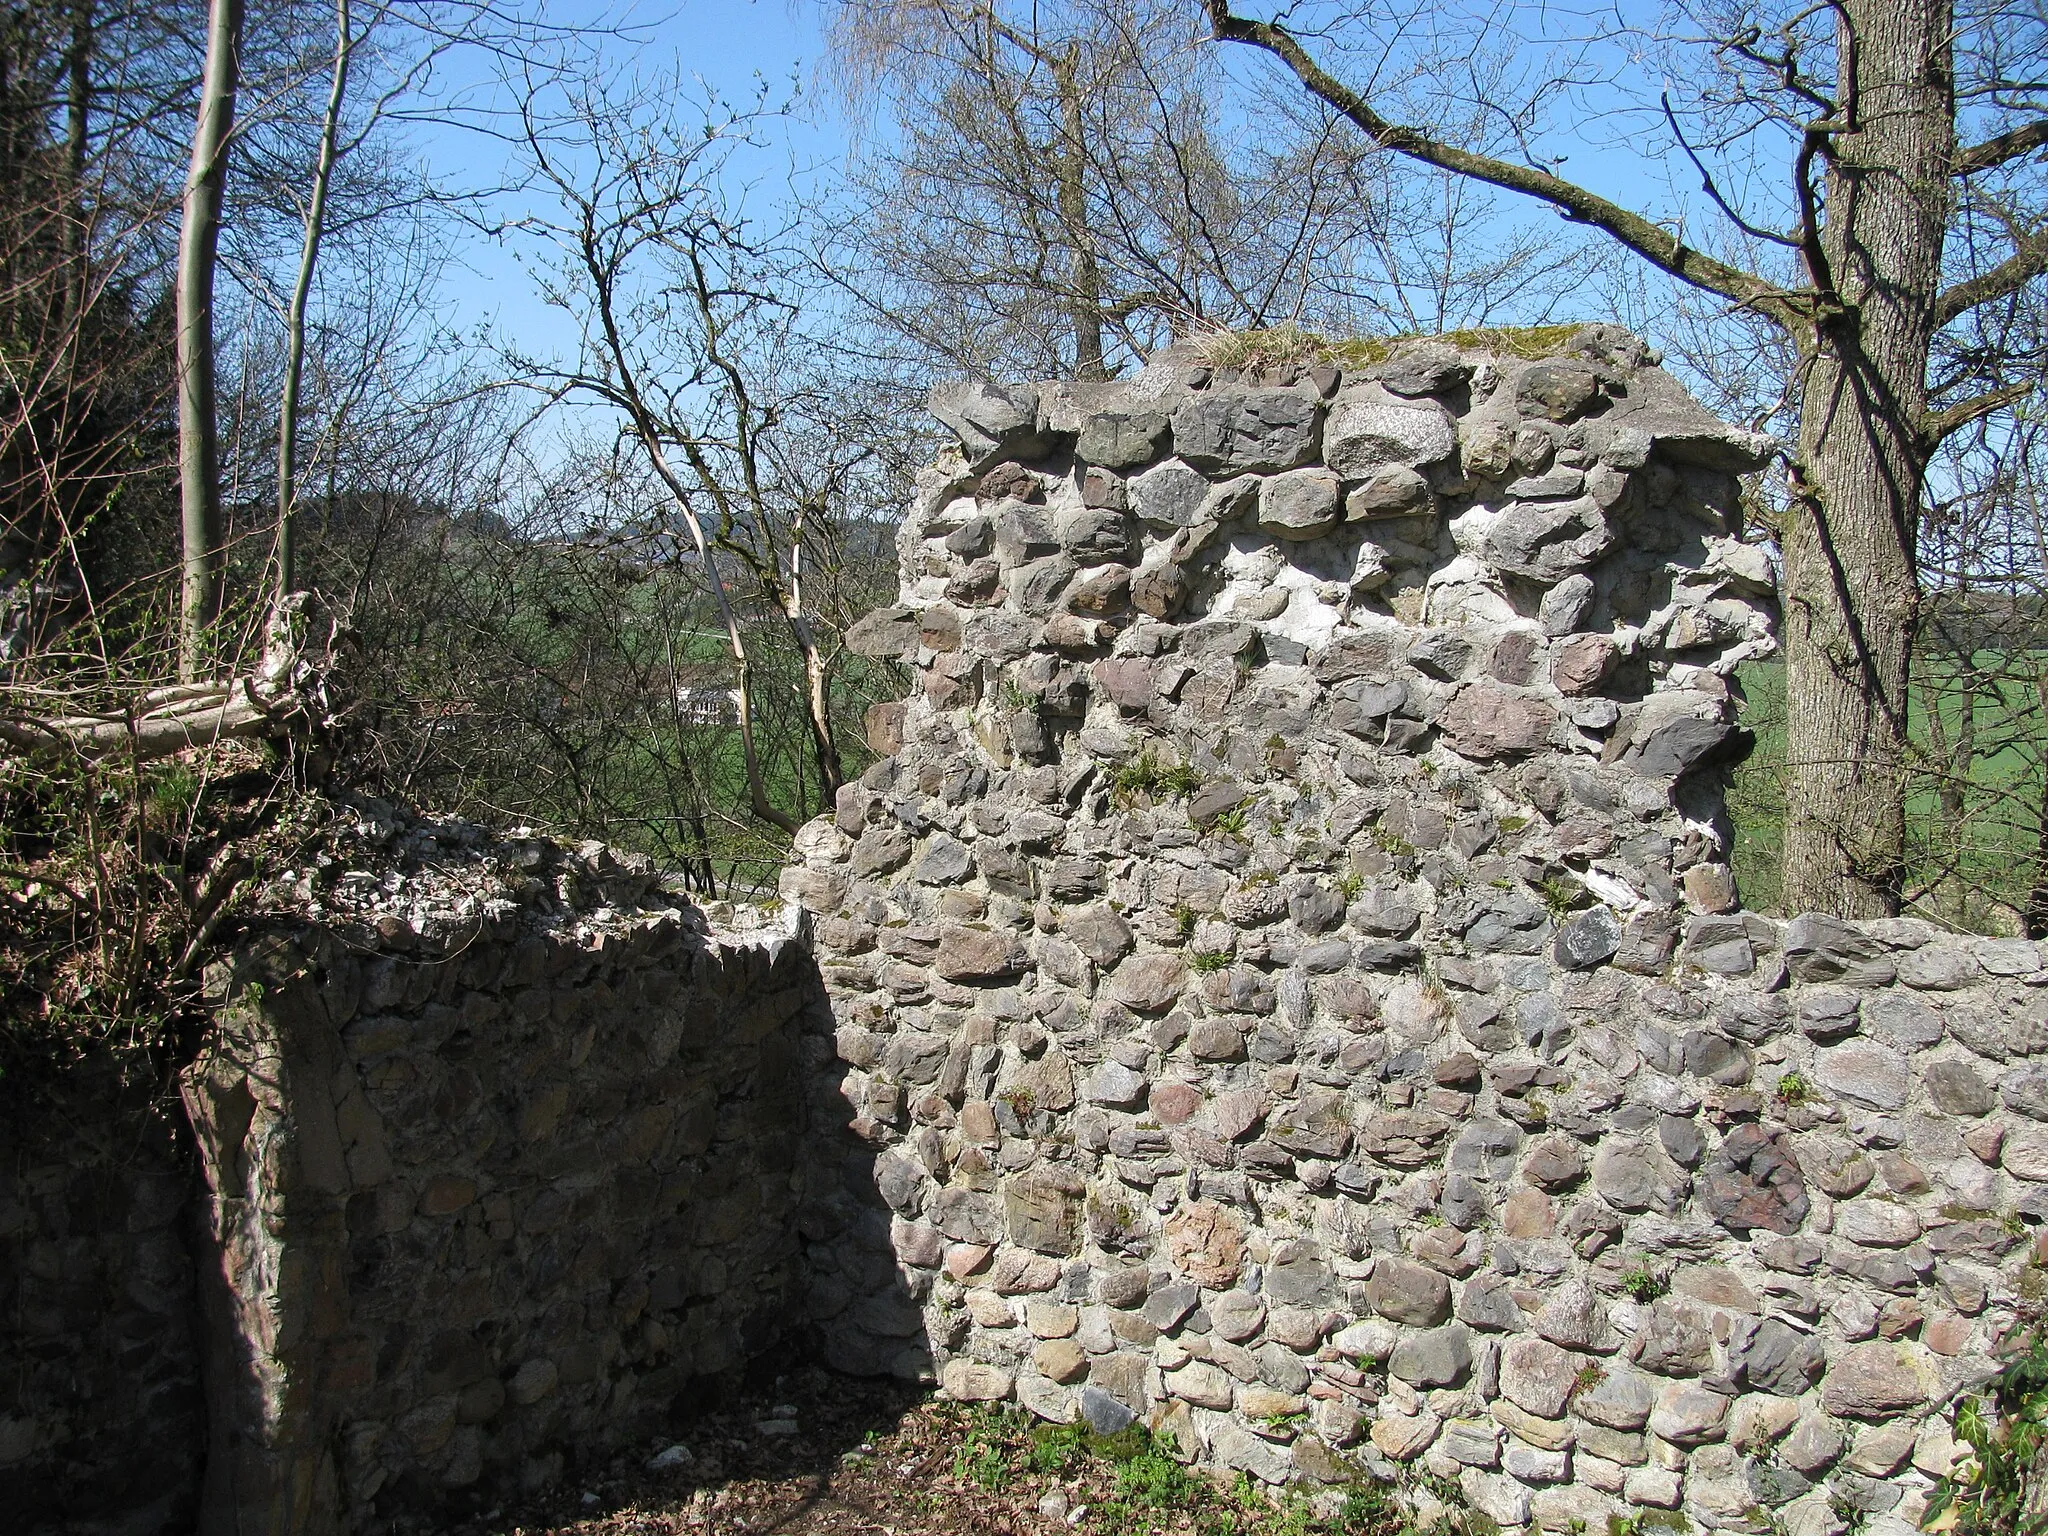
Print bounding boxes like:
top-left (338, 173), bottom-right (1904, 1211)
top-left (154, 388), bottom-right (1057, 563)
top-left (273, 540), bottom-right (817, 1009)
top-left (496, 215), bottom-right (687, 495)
top-left (440, 1368), bottom-right (1414, 1536)
top-left (446, 1371), bottom-right (1056, 1536)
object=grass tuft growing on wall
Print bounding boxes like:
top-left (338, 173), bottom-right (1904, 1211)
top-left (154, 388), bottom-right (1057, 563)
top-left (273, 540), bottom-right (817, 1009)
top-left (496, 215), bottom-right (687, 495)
top-left (1187, 323), bottom-right (1586, 374)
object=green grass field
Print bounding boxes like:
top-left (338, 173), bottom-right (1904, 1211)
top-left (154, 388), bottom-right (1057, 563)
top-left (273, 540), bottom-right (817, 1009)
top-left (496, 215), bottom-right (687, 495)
top-left (1731, 659), bottom-right (2046, 930)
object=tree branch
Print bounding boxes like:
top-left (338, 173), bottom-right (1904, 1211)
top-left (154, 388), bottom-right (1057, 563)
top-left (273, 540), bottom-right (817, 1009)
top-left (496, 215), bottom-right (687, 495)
top-left (1955, 118), bottom-right (2048, 177)
top-left (1937, 224), bottom-right (2048, 323)
top-left (0, 597), bottom-right (340, 763)
top-left (1204, 3), bottom-right (1806, 329)
top-left (1921, 382), bottom-right (2036, 449)
top-left (1660, 90), bottom-right (1801, 251)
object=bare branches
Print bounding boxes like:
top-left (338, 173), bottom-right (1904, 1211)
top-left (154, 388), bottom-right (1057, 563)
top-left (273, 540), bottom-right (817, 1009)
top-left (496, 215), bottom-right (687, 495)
top-left (1659, 90), bottom-right (1804, 251)
top-left (1203, 3), bottom-right (1804, 331)
top-left (492, 65), bottom-right (884, 834)
top-left (1955, 116), bottom-right (2048, 175)
top-left (1922, 381), bottom-right (2037, 448)
top-left (1937, 221), bottom-right (2048, 323)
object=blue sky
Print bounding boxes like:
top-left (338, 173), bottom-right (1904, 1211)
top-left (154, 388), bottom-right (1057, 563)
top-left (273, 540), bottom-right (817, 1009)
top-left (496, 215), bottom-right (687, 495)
top-left (408, 0), bottom-right (847, 362)
top-left (392, 0), bottom-right (1785, 408)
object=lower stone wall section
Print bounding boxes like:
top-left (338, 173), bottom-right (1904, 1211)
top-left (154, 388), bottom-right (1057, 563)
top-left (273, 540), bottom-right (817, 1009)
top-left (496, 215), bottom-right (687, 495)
top-left (0, 1082), bottom-right (205, 1534)
top-left (792, 784), bottom-right (2034, 1535)
top-left (183, 891), bottom-right (825, 1534)
top-left (776, 334), bottom-right (2038, 1536)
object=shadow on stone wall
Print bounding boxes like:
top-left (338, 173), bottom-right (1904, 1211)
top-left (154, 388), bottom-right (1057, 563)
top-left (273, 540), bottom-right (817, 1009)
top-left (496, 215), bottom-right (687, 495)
top-left (175, 883), bottom-right (926, 1536)
top-left (797, 975), bottom-right (938, 1388)
top-left (770, 334), bottom-right (2030, 1531)
top-left (0, 1072), bottom-right (206, 1535)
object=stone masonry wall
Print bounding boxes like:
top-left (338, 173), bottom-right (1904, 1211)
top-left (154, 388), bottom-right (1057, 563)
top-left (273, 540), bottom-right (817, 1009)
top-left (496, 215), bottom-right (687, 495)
top-left (180, 801), bottom-right (830, 1534)
top-left (781, 328), bottom-right (2039, 1536)
top-left (0, 1082), bottom-right (206, 1535)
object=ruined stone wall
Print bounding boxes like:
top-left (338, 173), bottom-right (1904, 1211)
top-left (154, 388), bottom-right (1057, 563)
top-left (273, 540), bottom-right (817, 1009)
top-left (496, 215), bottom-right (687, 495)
top-left (177, 803), bottom-right (831, 1534)
top-left (0, 1082), bottom-right (206, 1534)
top-left (782, 328), bottom-right (2036, 1536)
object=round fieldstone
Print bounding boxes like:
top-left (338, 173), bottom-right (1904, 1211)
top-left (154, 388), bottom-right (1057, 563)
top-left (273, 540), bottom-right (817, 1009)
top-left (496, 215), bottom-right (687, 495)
top-left (1346, 465), bottom-right (1434, 518)
top-left (1572, 1365), bottom-right (1656, 1430)
top-left (1925, 1059), bottom-right (1994, 1116)
top-left (1821, 1342), bottom-right (1936, 1420)
top-left (1388, 1324), bottom-right (1471, 1387)
top-left (1106, 952), bottom-right (1186, 1012)
top-left (1592, 1140), bottom-right (1691, 1215)
top-left (1814, 1039), bottom-right (1910, 1110)
top-left (1553, 906), bottom-right (1622, 970)
top-left (1436, 681), bottom-right (1557, 759)
top-left (1699, 1124), bottom-right (1810, 1236)
top-left (1209, 1290), bottom-right (1267, 1343)
top-left (1365, 1257), bottom-right (1452, 1326)
top-left (1257, 468), bottom-right (1343, 540)
top-left (1323, 387), bottom-right (1456, 476)
top-left (1499, 1335), bottom-right (1578, 1418)
top-left (1648, 1380), bottom-right (1729, 1446)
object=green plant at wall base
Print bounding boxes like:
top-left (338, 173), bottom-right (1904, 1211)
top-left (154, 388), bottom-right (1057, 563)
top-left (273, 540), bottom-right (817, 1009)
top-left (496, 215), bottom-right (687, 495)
top-left (1176, 904), bottom-right (1199, 940)
top-left (1336, 871), bottom-right (1365, 901)
top-left (1775, 1071), bottom-right (1817, 1106)
top-left (1211, 806), bottom-right (1249, 838)
top-left (1620, 1264), bottom-right (1666, 1303)
top-left (143, 761), bottom-right (202, 829)
top-left (1534, 874), bottom-right (1585, 918)
top-left (927, 1395), bottom-right (1494, 1536)
top-left (1110, 749), bottom-right (1203, 806)
top-left (1925, 1323), bottom-right (2048, 1534)
top-left (1025, 1419), bottom-right (1093, 1475)
top-left (1190, 949), bottom-right (1233, 973)
top-left (951, 1405), bottom-right (1017, 1491)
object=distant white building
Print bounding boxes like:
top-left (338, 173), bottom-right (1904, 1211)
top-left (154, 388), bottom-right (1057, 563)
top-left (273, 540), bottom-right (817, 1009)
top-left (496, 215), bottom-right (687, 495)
top-left (671, 664), bottom-right (740, 726)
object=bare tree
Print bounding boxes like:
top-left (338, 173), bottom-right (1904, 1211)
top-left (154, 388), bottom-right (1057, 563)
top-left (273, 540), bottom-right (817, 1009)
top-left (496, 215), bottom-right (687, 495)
top-left (826, 0), bottom-right (1591, 383)
top-left (273, 0), bottom-right (354, 599)
top-left (1206, 0), bottom-right (2048, 917)
top-left (497, 70), bottom-right (891, 834)
top-left (176, 0), bottom-right (242, 679)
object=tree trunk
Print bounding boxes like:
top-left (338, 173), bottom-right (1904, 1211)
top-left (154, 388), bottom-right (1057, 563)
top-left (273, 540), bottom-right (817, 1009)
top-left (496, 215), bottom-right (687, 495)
top-left (1052, 44), bottom-right (1107, 381)
top-left (175, 0), bottom-right (243, 680)
top-left (63, 0), bottom-right (91, 318)
top-left (637, 434), bottom-right (796, 835)
top-left (1778, 0), bottom-right (1951, 917)
top-left (782, 515), bottom-right (844, 805)
top-left (276, 0), bottom-right (351, 600)
top-left (2027, 664), bottom-right (2048, 939)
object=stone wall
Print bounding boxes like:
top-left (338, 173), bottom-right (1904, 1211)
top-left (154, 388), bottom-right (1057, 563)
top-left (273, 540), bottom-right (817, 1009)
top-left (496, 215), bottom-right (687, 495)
top-left (8, 327), bottom-right (2045, 1536)
top-left (176, 803), bottom-right (835, 1534)
top-left (781, 328), bottom-right (2035, 1536)
top-left (0, 1080), bottom-right (206, 1534)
